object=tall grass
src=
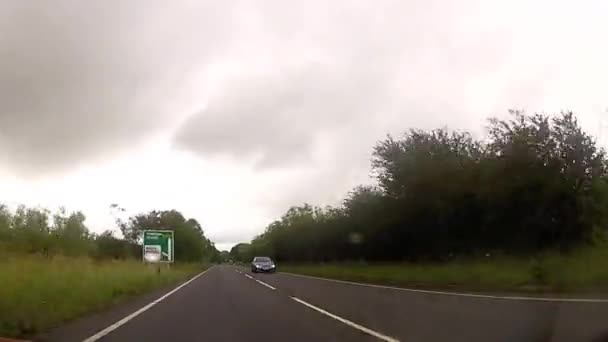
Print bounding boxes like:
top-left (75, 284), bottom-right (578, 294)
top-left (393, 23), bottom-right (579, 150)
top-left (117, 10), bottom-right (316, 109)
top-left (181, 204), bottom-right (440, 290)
top-left (0, 256), bottom-right (204, 338)
top-left (281, 244), bottom-right (608, 294)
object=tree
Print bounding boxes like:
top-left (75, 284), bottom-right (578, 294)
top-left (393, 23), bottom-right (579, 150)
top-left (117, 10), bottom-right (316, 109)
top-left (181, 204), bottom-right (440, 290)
top-left (234, 110), bottom-right (608, 262)
top-left (0, 204), bottom-right (218, 263)
top-left (51, 210), bottom-right (92, 256)
top-left (122, 209), bottom-right (219, 262)
top-left (93, 230), bottom-right (137, 260)
top-left (230, 243), bottom-right (252, 262)
top-left (219, 250), bottom-right (230, 262)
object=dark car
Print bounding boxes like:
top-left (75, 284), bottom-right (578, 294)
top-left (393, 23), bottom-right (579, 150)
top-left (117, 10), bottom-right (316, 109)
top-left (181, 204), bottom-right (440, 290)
top-left (251, 256), bottom-right (276, 273)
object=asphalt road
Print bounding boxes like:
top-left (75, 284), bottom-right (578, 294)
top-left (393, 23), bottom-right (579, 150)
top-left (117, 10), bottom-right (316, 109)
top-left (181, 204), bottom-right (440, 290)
top-left (39, 265), bottom-right (608, 342)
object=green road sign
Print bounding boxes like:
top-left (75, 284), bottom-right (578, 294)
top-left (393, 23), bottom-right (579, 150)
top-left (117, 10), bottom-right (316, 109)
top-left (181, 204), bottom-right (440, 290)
top-left (143, 230), bottom-right (174, 263)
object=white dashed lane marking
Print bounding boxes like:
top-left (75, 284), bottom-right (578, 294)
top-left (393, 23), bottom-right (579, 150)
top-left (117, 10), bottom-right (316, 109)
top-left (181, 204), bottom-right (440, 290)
top-left (254, 279), bottom-right (277, 290)
top-left (237, 269), bottom-right (398, 341)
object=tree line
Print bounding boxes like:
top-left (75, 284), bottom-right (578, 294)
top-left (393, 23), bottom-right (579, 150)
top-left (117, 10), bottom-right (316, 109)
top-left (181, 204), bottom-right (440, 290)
top-left (0, 204), bottom-right (220, 262)
top-left (232, 111), bottom-right (608, 263)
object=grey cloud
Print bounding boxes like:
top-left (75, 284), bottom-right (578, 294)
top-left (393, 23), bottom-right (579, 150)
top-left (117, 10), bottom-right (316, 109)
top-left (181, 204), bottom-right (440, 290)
top-left (173, 0), bottom-right (538, 170)
top-left (1, 0), bottom-right (592, 183)
top-left (0, 1), bottom-right (237, 176)
top-left (172, 0), bottom-right (588, 225)
top-left (174, 61), bottom-right (392, 169)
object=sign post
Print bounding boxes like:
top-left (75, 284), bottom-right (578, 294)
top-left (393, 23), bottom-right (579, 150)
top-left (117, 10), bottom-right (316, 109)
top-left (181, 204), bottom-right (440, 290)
top-left (143, 230), bottom-right (174, 263)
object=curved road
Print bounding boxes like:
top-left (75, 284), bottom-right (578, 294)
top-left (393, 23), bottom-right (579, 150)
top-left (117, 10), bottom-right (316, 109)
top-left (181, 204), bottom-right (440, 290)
top-left (39, 265), bottom-right (608, 342)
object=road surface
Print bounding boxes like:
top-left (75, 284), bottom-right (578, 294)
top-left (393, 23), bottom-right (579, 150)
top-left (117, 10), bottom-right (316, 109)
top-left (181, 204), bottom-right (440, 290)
top-left (39, 265), bottom-right (608, 342)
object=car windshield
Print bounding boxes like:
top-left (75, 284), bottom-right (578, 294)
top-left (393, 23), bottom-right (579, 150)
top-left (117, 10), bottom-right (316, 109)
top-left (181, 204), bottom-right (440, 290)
top-left (254, 257), bottom-right (271, 263)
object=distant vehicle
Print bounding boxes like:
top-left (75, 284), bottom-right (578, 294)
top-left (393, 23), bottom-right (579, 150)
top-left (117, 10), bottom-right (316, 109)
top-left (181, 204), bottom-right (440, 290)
top-left (251, 256), bottom-right (276, 273)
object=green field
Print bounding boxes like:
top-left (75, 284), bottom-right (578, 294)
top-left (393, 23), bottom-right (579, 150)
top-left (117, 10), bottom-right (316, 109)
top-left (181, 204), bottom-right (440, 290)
top-left (0, 256), bottom-right (205, 338)
top-left (281, 245), bottom-right (608, 295)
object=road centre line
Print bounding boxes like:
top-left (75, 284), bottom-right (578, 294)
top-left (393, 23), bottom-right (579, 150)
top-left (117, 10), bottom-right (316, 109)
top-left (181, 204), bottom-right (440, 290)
top-left (254, 279), bottom-right (277, 290)
top-left (280, 272), bottom-right (608, 303)
top-left (238, 269), bottom-right (277, 290)
top-left (83, 267), bottom-right (213, 342)
top-left (290, 296), bottom-right (399, 342)
top-left (240, 270), bottom-right (394, 340)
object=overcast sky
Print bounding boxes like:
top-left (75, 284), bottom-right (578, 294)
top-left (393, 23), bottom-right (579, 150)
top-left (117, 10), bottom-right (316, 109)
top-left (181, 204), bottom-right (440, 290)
top-left (1, 0), bottom-right (608, 251)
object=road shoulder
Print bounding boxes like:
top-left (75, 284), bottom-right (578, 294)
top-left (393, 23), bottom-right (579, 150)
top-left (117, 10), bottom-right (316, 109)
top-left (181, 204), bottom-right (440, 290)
top-left (35, 270), bottom-right (209, 342)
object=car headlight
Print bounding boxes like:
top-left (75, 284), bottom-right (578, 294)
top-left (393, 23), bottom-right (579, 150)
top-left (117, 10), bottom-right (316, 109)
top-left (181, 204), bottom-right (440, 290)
top-left (255, 264), bottom-right (261, 268)
top-left (270, 264), bottom-right (276, 268)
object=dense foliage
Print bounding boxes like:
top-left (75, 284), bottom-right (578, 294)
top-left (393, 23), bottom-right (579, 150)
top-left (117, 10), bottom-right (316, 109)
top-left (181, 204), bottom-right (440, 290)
top-left (235, 111), bottom-right (608, 262)
top-left (0, 205), bottom-right (220, 262)
top-left (117, 208), bottom-right (220, 262)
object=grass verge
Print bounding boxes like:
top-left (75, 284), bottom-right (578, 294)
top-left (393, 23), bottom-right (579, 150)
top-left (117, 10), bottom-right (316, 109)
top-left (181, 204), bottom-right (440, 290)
top-left (0, 256), bottom-right (205, 338)
top-left (281, 245), bottom-right (608, 295)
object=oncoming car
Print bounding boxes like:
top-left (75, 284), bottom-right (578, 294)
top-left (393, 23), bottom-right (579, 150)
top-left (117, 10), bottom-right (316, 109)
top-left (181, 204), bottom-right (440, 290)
top-left (251, 256), bottom-right (276, 273)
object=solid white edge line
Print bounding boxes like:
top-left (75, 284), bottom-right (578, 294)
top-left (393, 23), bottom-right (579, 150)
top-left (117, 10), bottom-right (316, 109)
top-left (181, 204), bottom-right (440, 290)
top-left (244, 274), bottom-right (254, 279)
top-left (82, 267), bottom-right (213, 342)
top-left (254, 279), bottom-right (277, 290)
top-left (280, 272), bottom-right (608, 303)
top-left (290, 296), bottom-right (399, 342)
